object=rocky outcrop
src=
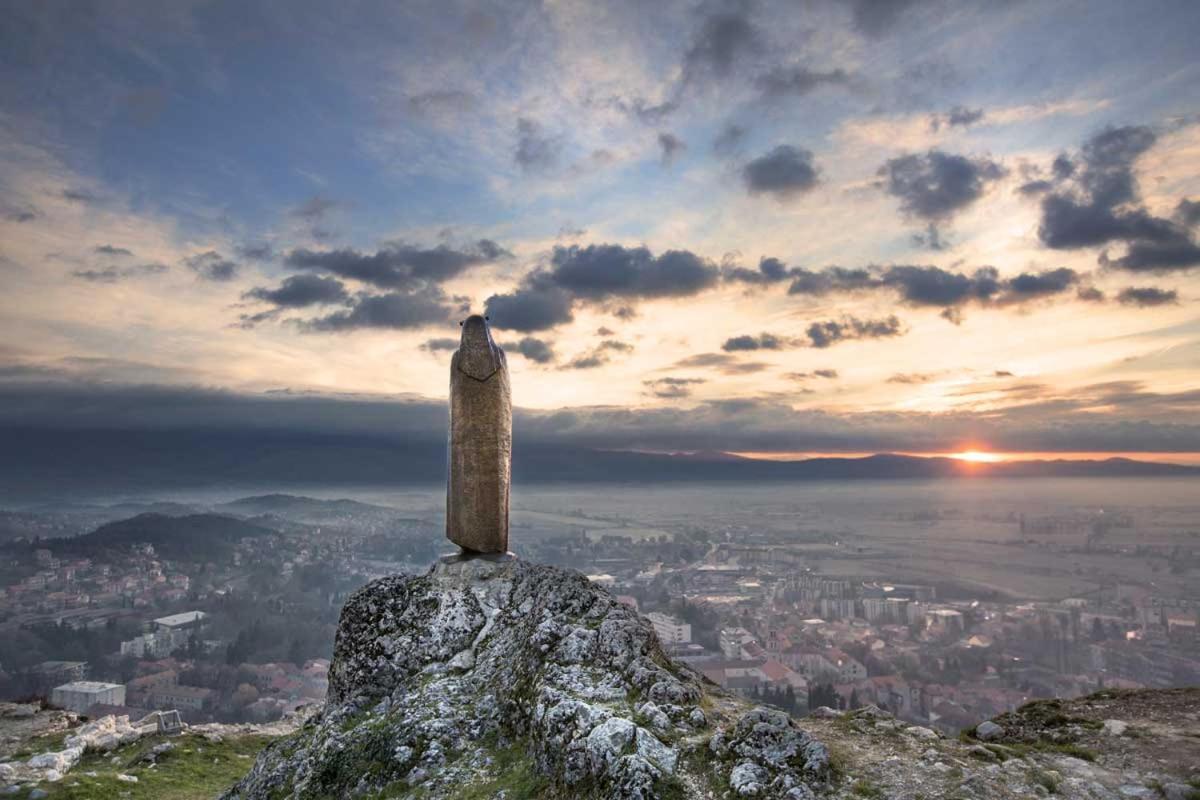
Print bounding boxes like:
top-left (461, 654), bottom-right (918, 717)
top-left (222, 555), bottom-right (830, 799)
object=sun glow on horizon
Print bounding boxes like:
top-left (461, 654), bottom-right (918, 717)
top-left (949, 450), bottom-right (1005, 463)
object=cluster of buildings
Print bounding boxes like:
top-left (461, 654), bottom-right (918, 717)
top-left (570, 536), bottom-right (1200, 734)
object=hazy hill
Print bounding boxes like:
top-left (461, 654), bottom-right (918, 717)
top-left (49, 513), bottom-right (276, 561)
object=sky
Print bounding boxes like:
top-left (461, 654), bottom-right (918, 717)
top-left (1, 0), bottom-right (1199, 463)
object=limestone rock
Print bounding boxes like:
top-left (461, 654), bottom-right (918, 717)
top-left (223, 558), bottom-right (828, 800)
top-left (976, 720), bottom-right (1005, 741)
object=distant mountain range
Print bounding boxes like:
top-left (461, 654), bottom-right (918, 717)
top-left (0, 426), bottom-right (1195, 499)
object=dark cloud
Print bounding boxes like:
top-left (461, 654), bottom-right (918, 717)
top-left (5, 380), bottom-right (1200, 470)
top-left (672, 353), bottom-right (770, 374)
top-left (1017, 179), bottom-right (1054, 196)
top-left (742, 145), bottom-right (819, 199)
top-left (2, 203), bottom-right (38, 222)
top-left (994, 370), bottom-right (1014, 377)
top-left (644, 377), bottom-right (706, 399)
top-left (722, 333), bottom-right (789, 351)
top-left (784, 370), bottom-right (839, 381)
top-left (1035, 126), bottom-right (1200, 272)
top-left (849, 0), bottom-right (922, 37)
top-left (723, 256), bottom-right (791, 286)
top-left (236, 242), bottom-right (275, 261)
top-left (515, 117), bottom-right (562, 172)
top-left (1176, 199), bottom-right (1200, 227)
top-left (596, 327), bottom-right (615, 336)
top-left (486, 244), bottom-right (720, 331)
top-left (484, 285), bottom-right (575, 332)
top-left (910, 223), bottom-right (946, 250)
top-left (682, 1), bottom-right (761, 84)
top-left (754, 66), bottom-right (850, 98)
top-left (184, 251), bottom-right (239, 281)
top-left (940, 307), bottom-right (963, 325)
top-left (93, 245), bottom-right (133, 257)
top-left (878, 150), bottom-right (1005, 221)
top-left (421, 338), bottom-right (459, 352)
top-left (1076, 286), bottom-right (1105, 302)
top-left (713, 123), bottom-right (748, 156)
top-left (658, 132), bottom-right (687, 166)
top-left (1099, 235), bottom-right (1200, 272)
top-left (562, 339), bottom-right (633, 370)
top-left (1052, 154), bottom-right (1076, 180)
top-left (60, 188), bottom-right (102, 204)
top-left (284, 240), bottom-right (509, 289)
top-left (804, 315), bottom-right (904, 348)
top-left (244, 274), bottom-right (349, 308)
top-left (550, 244), bottom-right (720, 300)
top-left (302, 288), bottom-right (453, 332)
top-left (1115, 286), bottom-right (1178, 307)
top-left (929, 106), bottom-right (984, 131)
top-left (506, 336), bottom-right (556, 364)
top-left (887, 372), bottom-right (938, 384)
top-left (71, 263), bottom-right (167, 283)
top-left (291, 195), bottom-right (338, 222)
top-left (765, 261), bottom-right (1082, 311)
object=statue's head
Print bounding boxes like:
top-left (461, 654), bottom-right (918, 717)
top-left (457, 314), bottom-right (503, 381)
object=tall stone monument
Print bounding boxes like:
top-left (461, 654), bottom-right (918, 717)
top-left (446, 314), bottom-right (512, 553)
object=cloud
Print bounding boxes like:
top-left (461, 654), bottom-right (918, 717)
top-left (713, 123), bottom-right (748, 156)
top-left (515, 117), bottom-right (562, 172)
top-left (804, 315), bottom-right (904, 348)
top-left (71, 263), bottom-right (168, 283)
top-left (878, 149), bottom-right (1005, 221)
top-left (1035, 125), bottom-right (1200, 271)
top-left (237, 242), bottom-right (275, 261)
top-left (302, 287), bottom-right (454, 332)
top-left (759, 261), bottom-right (1083, 312)
top-left (408, 89), bottom-right (477, 117)
top-left (722, 333), bottom-right (788, 351)
top-left (672, 353), bottom-right (770, 374)
top-left (1115, 286), bottom-right (1178, 307)
top-left (658, 132), bottom-right (686, 166)
top-left (5, 380), bottom-right (1200, 467)
top-left (1077, 286), bottom-right (1105, 302)
top-left (929, 106), bottom-right (984, 131)
top-left (722, 256), bottom-right (791, 286)
top-left (562, 339), bottom-right (633, 370)
top-left (787, 369), bottom-right (839, 380)
top-left (505, 336), bottom-right (556, 364)
top-left (754, 66), bottom-right (851, 98)
top-left (244, 274), bottom-right (349, 308)
top-left (487, 244), bottom-right (719, 331)
top-left (484, 285), bottom-right (575, 332)
top-left (93, 245), bottom-right (133, 257)
top-left (887, 372), bottom-right (938, 384)
top-left (284, 240), bottom-right (509, 290)
top-left (2, 203), bottom-right (38, 222)
top-left (60, 188), bottom-right (103, 204)
top-left (1099, 236), bottom-right (1200, 272)
top-left (291, 195), bottom-right (339, 222)
top-left (682, 0), bottom-right (761, 85)
top-left (644, 377), bottom-right (706, 399)
top-left (742, 145), bottom-right (819, 199)
top-left (184, 250), bottom-right (239, 282)
top-left (848, 0), bottom-right (922, 37)
top-left (1176, 199), bottom-right (1200, 227)
top-left (421, 338), bottom-right (459, 352)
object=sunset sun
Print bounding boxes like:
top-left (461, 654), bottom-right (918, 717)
top-left (950, 450), bottom-right (1005, 463)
